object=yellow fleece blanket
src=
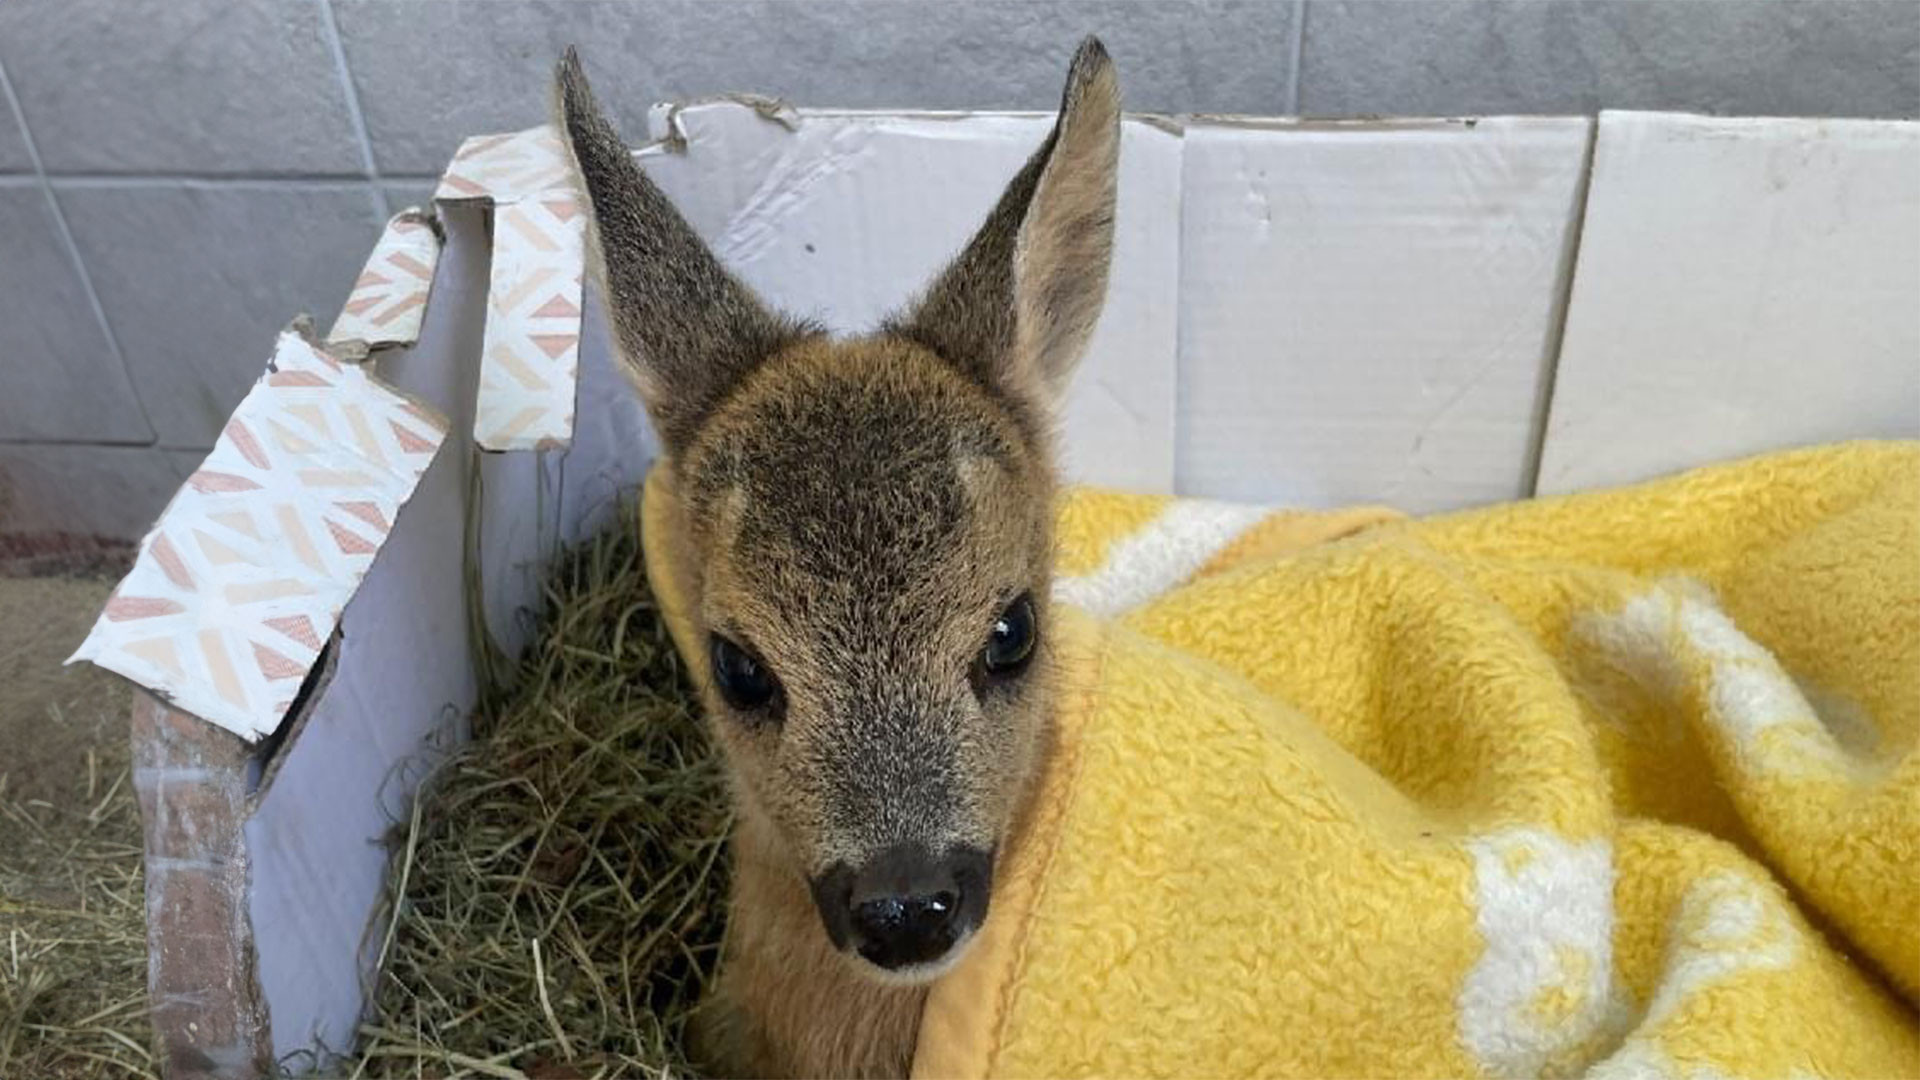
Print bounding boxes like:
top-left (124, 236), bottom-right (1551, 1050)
top-left (644, 442), bottom-right (1920, 1078)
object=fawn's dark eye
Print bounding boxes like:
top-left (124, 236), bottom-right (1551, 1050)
top-left (980, 593), bottom-right (1038, 678)
top-left (710, 634), bottom-right (781, 714)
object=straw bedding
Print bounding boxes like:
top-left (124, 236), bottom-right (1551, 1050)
top-left (353, 518), bottom-right (730, 1079)
top-left (0, 575), bottom-right (153, 1079)
top-left (0, 523), bottom-right (725, 1079)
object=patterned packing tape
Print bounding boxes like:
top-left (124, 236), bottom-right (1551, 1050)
top-left (326, 208), bottom-right (442, 356)
top-left (436, 125), bottom-right (588, 452)
top-left (68, 328), bottom-right (450, 742)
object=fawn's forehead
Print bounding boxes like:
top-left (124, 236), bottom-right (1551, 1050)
top-left (680, 337), bottom-right (1047, 586)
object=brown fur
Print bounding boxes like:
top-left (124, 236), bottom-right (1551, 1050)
top-left (555, 38), bottom-right (1121, 1079)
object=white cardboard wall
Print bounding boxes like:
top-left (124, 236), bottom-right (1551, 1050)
top-left (1538, 112), bottom-right (1920, 494)
top-left (639, 107), bottom-right (1608, 512)
top-left (242, 205), bottom-right (487, 1060)
top-left (243, 206), bottom-right (655, 1061)
top-left (1177, 117), bottom-right (1593, 512)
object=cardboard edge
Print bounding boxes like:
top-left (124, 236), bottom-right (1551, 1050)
top-left (648, 99), bottom-right (1611, 147)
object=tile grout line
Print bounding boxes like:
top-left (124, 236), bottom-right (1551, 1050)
top-left (0, 435), bottom-right (172, 448)
top-left (316, 0), bottom-right (389, 223)
top-left (19, 172), bottom-right (444, 185)
top-left (1287, 0), bottom-right (1309, 116)
top-left (34, 174), bottom-right (408, 189)
top-left (0, 55), bottom-right (160, 447)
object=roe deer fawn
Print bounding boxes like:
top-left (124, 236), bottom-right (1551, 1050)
top-left (555, 36), bottom-right (1120, 1078)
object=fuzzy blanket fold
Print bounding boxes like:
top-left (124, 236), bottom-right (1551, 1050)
top-left (647, 442), bottom-right (1920, 1078)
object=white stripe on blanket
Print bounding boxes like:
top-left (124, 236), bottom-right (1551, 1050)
top-left (1053, 499), bottom-right (1271, 618)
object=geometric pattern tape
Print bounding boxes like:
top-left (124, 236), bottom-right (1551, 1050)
top-left (476, 192), bottom-right (585, 449)
top-left (439, 125), bottom-right (586, 451)
top-left (436, 125), bottom-right (573, 204)
top-left (327, 209), bottom-right (441, 354)
top-left (68, 328), bottom-right (449, 741)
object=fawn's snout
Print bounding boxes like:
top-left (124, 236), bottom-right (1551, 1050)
top-left (812, 844), bottom-right (994, 977)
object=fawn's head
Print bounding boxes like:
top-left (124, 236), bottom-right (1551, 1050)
top-left (557, 38), bottom-right (1119, 983)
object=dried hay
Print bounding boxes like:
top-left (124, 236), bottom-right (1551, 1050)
top-left (352, 518), bottom-right (729, 1080)
top-left (0, 576), bottom-right (154, 1079)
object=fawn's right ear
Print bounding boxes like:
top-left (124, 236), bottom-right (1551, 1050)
top-left (890, 36), bottom-right (1121, 420)
top-left (553, 48), bottom-right (806, 455)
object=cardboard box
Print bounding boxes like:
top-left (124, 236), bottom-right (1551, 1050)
top-left (66, 105), bottom-right (1919, 1073)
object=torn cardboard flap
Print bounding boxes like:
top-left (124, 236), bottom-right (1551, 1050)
top-left (68, 327), bottom-right (450, 742)
top-left (438, 125), bottom-right (587, 452)
top-left (326, 208), bottom-right (442, 358)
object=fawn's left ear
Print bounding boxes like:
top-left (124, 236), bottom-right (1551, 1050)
top-left (891, 36), bottom-right (1121, 415)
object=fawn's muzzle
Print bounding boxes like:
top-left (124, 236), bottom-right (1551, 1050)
top-left (811, 843), bottom-right (993, 976)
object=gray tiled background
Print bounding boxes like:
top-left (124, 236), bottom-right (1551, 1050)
top-left (2, 0), bottom-right (1916, 541)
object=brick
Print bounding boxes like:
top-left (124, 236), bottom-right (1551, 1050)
top-left (131, 689), bottom-right (253, 771)
top-left (128, 690), bottom-right (272, 1078)
top-left (136, 770), bottom-right (245, 860)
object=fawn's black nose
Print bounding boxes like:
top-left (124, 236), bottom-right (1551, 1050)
top-left (851, 888), bottom-right (960, 969)
top-left (812, 844), bottom-right (993, 974)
